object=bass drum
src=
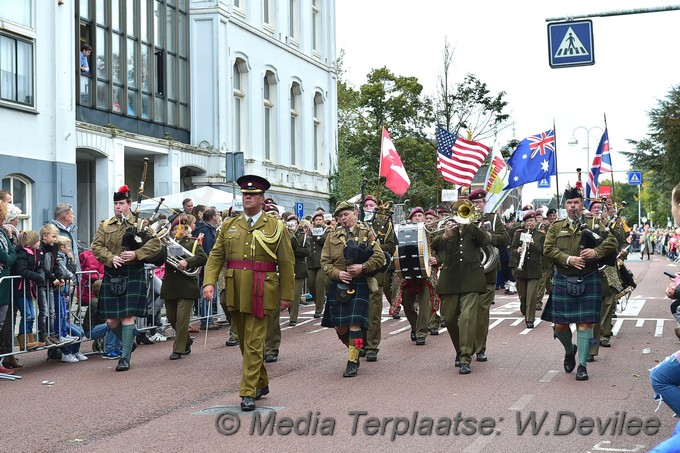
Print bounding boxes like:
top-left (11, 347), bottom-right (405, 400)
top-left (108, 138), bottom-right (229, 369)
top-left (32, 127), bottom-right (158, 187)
top-left (394, 223), bottom-right (431, 280)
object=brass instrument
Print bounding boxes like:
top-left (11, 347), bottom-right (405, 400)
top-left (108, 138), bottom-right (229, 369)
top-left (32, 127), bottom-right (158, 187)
top-left (164, 235), bottom-right (201, 277)
top-left (451, 199), bottom-right (479, 224)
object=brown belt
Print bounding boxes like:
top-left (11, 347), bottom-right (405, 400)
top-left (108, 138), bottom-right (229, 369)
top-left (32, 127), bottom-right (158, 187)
top-left (227, 260), bottom-right (277, 319)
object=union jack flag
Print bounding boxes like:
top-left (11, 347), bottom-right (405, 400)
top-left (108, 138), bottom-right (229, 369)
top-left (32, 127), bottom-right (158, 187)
top-left (528, 131), bottom-right (556, 159)
top-left (585, 128), bottom-right (612, 204)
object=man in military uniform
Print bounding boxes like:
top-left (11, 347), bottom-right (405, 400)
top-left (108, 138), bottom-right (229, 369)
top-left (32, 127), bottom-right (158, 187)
top-left (307, 211), bottom-right (329, 318)
top-left (203, 175), bottom-right (294, 411)
top-left (587, 199), bottom-right (628, 362)
top-left (510, 210), bottom-right (545, 328)
top-left (91, 185), bottom-right (162, 372)
top-left (535, 208), bottom-right (558, 311)
top-left (362, 195), bottom-right (395, 362)
top-left (321, 201), bottom-right (385, 377)
top-left (431, 201), bottom-right (492, 375)
top-left (468, 189), bottom-right (509, 362)
top-left (542, 185), bottom-right (618, 381)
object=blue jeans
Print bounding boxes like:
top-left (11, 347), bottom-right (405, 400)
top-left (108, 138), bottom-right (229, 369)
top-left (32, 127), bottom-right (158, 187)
top-left (651, 353), bottom-right (680, 415)
top-left (37, 286), bottom-right (56, 339)
top-left (87, 323), bottom-right (121, 354)
top-left (16, 297), bottom-right (36, 335)
top-left (62, 323), bottom-right (83, 355)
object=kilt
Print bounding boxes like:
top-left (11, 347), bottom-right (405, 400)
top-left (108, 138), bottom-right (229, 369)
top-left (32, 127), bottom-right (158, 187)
top-left (99, 264), bottom-right (149, 318)
top-left (321, 279), bottom-right (370, 330)
top-left (541, 271), bottom-right (601, 324)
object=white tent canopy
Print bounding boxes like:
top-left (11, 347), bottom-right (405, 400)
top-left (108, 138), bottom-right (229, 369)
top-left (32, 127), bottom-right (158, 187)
top-left (138, 187), bottom-right (234, 217)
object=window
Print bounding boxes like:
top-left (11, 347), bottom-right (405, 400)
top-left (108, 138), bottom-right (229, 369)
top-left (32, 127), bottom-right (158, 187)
top-left (288, 0), bottom-right (299, 43)
top-left (0, 33), bottom-right (34, 107)
top-left (0, 2), bottom-right (33, 28)
top-left (312, 0), bottom-right (320, 53)
top-left (2, 175), bottom-right (31, 231)
top-left (313, 92), bottom-right (323, 171)
top-left (263, 0), bottom-right (274, 29)
top-left (233, 59), bottom-right (248, 153)
top-left (263, 71), bottom-right (277, 161)
top-left (290, 82), bottom-right (301, 166)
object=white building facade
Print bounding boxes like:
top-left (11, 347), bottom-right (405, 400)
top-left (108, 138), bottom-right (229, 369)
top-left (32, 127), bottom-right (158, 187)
top-left (0, 0), bottom-right (337, 246)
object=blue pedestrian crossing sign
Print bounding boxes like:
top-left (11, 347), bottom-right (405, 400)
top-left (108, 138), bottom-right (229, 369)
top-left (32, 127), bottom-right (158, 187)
top-left (547, 20), bottom-right (595, 68)
top-left (537, 177), bottom-right (551, 188)
top-left (295, 201), bottom-right (304, 219)
top-left (628, 171), bottom-right (642, 185)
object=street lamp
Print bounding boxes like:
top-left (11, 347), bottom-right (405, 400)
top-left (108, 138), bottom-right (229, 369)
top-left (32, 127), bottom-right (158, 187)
top-left (569, 126), bottom-right (604, 170)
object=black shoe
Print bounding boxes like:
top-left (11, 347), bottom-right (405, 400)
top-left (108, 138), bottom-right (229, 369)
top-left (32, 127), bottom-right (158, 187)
top-left (415, 338), bottom-right (426, 346)
top-left (429, 327), bottom-right (439, 335)
top-left (366, 352), bottom-right (377, 362)
top-left (115, 357), bottom-right (130, 371)
top-left (136, 335), bottom-right (153, 345)
top-left (526, 322), bottom-right (535, 329)
top-left (289, 321), bottom-right (297, 326)
top-left (240, 396), bottom-right (256, 411)
top-left (255, 385), bottom-right (270, 400)
top-left (264, 354), bottom-right (278, 363)
top-left (410, 330), bottom-right (416, 342)
top-left (392, 313), bottom-right (401, 320)
top-left (612, 313), bottom-right (617, 319)
top-left (454, 356), bottom-right (461, 367)
top-left (459, 363), bottom-right (471, 375)
top-left (587, 354), bottom-right (595, 362)
top-left (343, 360), bottom-right (359, 377)
top-left (576, 364), bottom-right (589, 381)
top-left (185, 338), bottom-right (193, 355)
top-left (359, 348), bottom-right (366, 358)
top-left (225, 338), bottom-right (239, 347)
top-left (536, 306), bottom-right (542, 311)
top-left (313, 313), bottom-right (322, 318)
top-left (169, 352), bottom-right (182, 360)
top-left (600, 339), bottom-right (611, 348)
top-left (564, 344), bottom-right (577, 373)
top-left (476, 352), bottom-right (488, 362)
top-left (440, 320), bottom-right (447, 328)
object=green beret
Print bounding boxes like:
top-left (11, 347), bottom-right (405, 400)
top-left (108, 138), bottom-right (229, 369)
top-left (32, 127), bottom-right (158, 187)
top-left (334, 201), bottom-right (354, 216)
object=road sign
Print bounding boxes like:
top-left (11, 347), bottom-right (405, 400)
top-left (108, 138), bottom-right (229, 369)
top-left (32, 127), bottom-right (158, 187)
top-left (547, 20), bottom-right (594, 68)
top-left (628, 171), bottom-right (642, 185)
top-left (295, 201), bottom-right (304, 219)
top-left (537, 177), bottom-right (550, 188)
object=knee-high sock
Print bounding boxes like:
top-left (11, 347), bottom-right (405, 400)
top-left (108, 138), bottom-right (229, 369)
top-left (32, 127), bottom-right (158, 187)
top-left (577, 329), bottom-right (593, 366)
top-left (121, 324), bottom-right (135, 360)
top-left (553, 328), bottom-right (574, 354)
top-left (337, 330), bottom-right (349, 348)
top-left (348, 330), bottom-right (363, 363)
top-left (110, 324), bottom-right (123, 341)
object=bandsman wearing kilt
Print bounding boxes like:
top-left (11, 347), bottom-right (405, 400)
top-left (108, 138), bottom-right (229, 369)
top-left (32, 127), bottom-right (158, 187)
top-left (541, 185), bottom-right (618, 381)
top-left (162, 215), bottom-right (207, 360)
top-left (321, 201), bottom-right (385, 377)
top-left (510, 210), bottom-right (545, 328)
top-left (202, 175), bottom-right (295, 412)
top-left (91, 185), bottom-right (162, 372)
top-left (431, 202), bottom-right (493, 375)
top-left (468, 189), bottom-right (509, 362)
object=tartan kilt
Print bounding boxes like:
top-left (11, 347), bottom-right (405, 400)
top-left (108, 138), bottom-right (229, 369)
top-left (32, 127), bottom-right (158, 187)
top-left (321, 279), bottom-right (370, 330)
top-left (99, 265), bottom-right (149, 318)
top-left (541, 271), bottom-right (601, 324)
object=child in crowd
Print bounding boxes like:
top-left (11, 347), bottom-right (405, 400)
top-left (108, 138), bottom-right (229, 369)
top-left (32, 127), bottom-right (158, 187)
top-left (54, 236), bottom-right (87, 363)
top-left (12, 230), bottom-right (44, 351)
top-left (38, 224), bottom-right (65, 345)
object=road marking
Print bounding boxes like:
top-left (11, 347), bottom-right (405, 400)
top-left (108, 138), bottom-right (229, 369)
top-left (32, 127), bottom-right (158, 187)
top-left (488, 319), bottom-right (504, 330)
top-left (656, 319), bottom-right (666, 337)
top-left (508, 394), bottom-right (535, 410)
top-left (618, 299), bottom-right (646, 317)
top-left (463, 434), bottom-right (495, 453)
top-left (389, 325), bottom-right (412, 335)
top-left (539, 370), bottom-right (561, 383)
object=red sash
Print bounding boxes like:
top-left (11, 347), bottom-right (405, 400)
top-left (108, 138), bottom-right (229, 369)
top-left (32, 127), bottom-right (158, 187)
top-left (227, 260), bottom-right (277, 319)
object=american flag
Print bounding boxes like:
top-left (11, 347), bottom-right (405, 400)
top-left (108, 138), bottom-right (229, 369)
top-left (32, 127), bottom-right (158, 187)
top-left (585, 128), bottom-right (612, 204)
top-left (436, 125), bottom-right (491, 186)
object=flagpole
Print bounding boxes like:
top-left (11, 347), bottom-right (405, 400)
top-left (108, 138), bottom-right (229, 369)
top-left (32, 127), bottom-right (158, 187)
top-left (376, 126), bottom-right (383, 203)
top-left (553, 119), bottom-right (560, 209)
top-left (604, 113), bottom-right (614, 204)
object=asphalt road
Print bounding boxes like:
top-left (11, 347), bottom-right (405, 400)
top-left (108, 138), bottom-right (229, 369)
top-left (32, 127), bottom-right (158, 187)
top-left (2, 254), bottom-right (678, 452)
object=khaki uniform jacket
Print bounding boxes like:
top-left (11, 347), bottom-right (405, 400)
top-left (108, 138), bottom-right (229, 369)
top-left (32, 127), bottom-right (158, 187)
top-left (291, 229), bottom-right (312, 278)
top-left (543, 216), bottom-right (618, 276)
top-left (203, 213), bottom-right (295, 314)
top-left (160, 236), bottom-right (208, 300)
top-left (432, 223), bottom-right (492, 295)
top-left (91, 213), bottom-right (162, 267)
top-left (480, 212), bottom-right (510, 283)
top-left (321, 224), bottom-right (385, 282)
top-left (307, 229), bottom-right (327, 269)
top-left (537, 222), bottom-right (554, 272)
top-left (510, 228), bottom-right (545, 279)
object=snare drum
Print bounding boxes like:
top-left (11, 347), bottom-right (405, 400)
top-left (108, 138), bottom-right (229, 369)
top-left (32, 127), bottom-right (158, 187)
top-left (394, 223), bottom-right (431, 280)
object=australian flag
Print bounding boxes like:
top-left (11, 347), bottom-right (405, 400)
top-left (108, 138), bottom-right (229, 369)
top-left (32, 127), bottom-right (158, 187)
top-left (585, 128), bottom-right (612, 205)
top-left (503, 129), bottom-right (557, 190)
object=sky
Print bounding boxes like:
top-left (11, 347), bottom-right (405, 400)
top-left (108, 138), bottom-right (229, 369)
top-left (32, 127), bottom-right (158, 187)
top-left (335, 0), bottom-right (680, 206)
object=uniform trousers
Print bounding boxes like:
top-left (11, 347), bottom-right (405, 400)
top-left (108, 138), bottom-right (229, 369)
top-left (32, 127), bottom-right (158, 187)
top-left (307, 267), bottom-right (326, 315)
top-left (440, 292), bottom-right (479, 365)
top-left (535, 267), bottom-right (552, 309)
top-left (590, 291), bottom-right (616, 357)
top-left (265, 304), bottom-right (281, 356)
top-left (365, 274), bottom-right (383, 354)
top-left (289, 278), bottom-right (305, 323)
top-left (231, 311), bottom-right (268, 397)
top-left (165, 298), bottom-right (193, 354)
top-left (402, 283), bottom-right (430, 340)
top-left (517, 278), bottom-right (540, 324)
top-left (474, 283), bottom-right (495, 354)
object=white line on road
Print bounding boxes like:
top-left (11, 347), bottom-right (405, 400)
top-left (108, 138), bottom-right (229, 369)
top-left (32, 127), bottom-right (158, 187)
top-left (656, 319), bottom-right (665, 337)
top-left (539, 370), bottom-right (561, 383)
top-left (508, 394), bottom-right (535, 411)
top-left (462, 433), bottom-right (496, 453)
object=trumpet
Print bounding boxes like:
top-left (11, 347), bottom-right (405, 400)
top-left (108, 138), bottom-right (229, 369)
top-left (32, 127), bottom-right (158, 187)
top-left (451, 199), bottom-right (480, 224)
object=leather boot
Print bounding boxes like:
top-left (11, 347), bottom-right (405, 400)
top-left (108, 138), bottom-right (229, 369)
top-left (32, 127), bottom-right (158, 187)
top-left (3, 355), bottom-right (22, 369)
top-left (27, 333), bottom-right (43, 350)
top-left (18, 334), bottom-right (41, 351)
